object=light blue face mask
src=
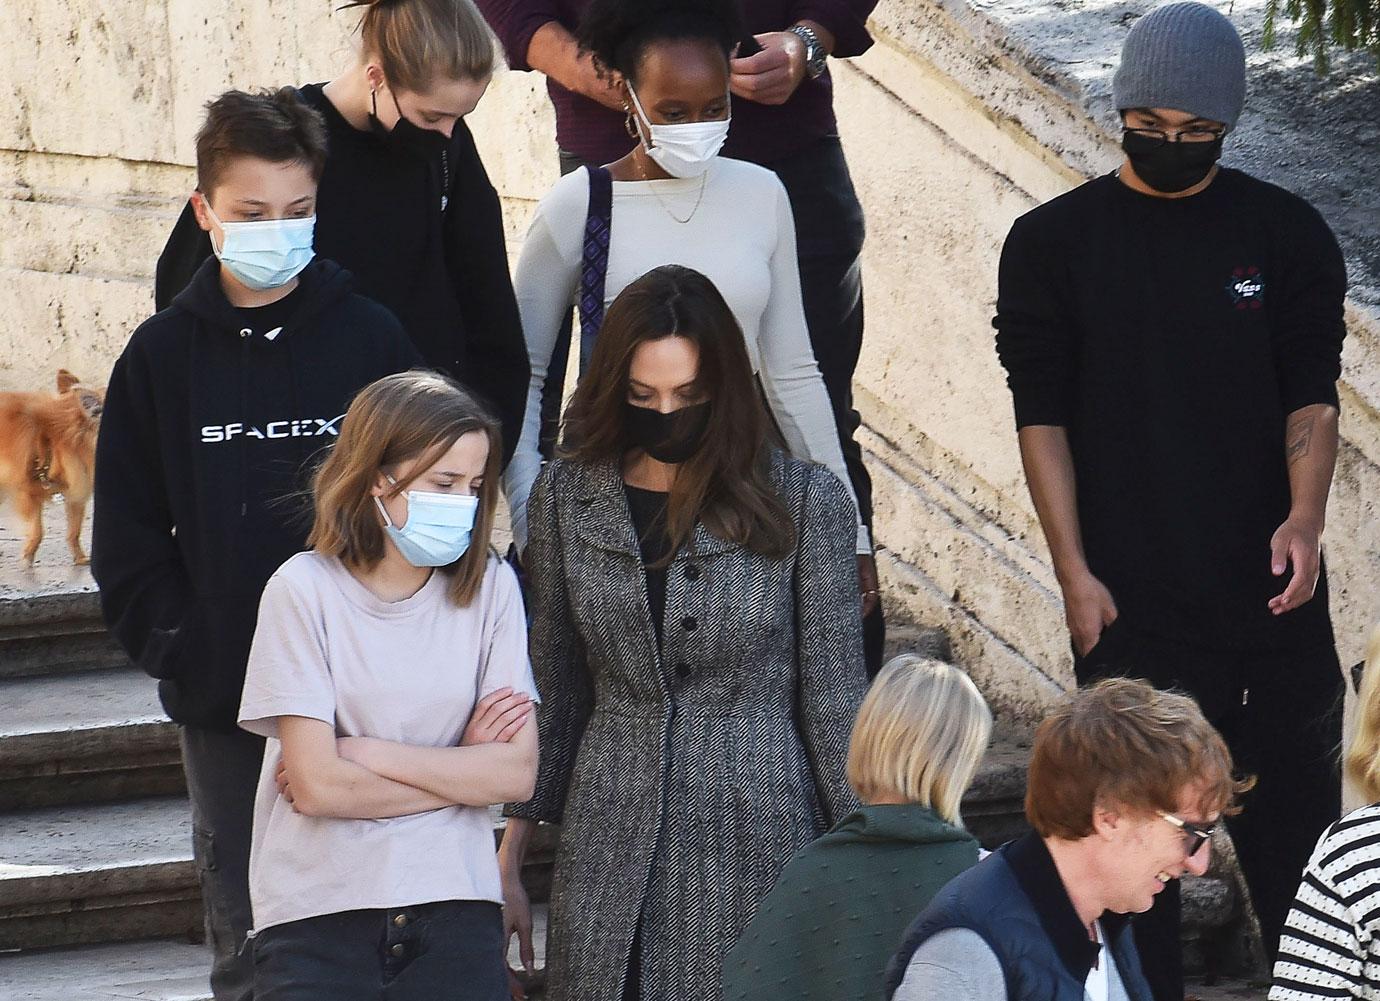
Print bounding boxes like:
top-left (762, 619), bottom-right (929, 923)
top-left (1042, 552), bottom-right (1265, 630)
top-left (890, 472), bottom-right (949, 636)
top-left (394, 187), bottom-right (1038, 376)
top-left (204, 202), bottom-right (316, 291)
top-left (374, 476), bottom-right (479, 568)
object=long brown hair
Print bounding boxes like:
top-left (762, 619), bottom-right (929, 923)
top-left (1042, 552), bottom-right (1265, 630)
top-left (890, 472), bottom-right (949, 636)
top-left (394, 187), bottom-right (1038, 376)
top-left (561, 265), bottom-right (795, 563)
top-left (308, 370), bottom-right (502, 606)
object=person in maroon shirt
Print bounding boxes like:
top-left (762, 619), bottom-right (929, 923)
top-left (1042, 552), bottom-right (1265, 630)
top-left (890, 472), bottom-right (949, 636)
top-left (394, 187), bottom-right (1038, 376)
top-left (476, 0), bottom-right (885, 672)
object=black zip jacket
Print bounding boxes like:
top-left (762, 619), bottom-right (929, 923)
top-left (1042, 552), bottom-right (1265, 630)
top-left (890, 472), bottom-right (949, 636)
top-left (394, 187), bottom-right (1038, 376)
top-left (93, 258), bottom-right (421, 730)
top-left (154, 83), bottom-right (526, 467)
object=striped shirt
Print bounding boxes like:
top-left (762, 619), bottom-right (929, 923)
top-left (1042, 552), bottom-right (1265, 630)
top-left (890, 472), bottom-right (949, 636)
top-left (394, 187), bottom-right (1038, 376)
top-left (1271, 804), bottom-right (1380, 1000)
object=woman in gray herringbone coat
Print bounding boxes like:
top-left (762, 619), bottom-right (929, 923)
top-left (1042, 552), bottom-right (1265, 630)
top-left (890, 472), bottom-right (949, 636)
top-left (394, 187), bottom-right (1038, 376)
top-left (499, 265), bottom-right (868, 1001)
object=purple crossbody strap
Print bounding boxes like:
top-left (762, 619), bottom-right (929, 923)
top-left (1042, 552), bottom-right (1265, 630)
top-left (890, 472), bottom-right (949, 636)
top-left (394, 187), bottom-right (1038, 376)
top-left (577, 165), bottom-right (613, 375)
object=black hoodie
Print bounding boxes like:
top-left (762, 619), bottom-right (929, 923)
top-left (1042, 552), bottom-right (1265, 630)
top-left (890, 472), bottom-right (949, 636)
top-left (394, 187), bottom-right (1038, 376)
top-left (154, 83), bottom-right (527, 467)
top-left (93, 258), bottom-right (421, 730)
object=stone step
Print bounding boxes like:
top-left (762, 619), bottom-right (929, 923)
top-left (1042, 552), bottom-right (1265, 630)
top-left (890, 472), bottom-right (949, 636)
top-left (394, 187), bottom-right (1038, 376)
top-left (962, 726), bottom-right (1032, 850)
top-left (0, 506), bottom-right (127, 680)
top-left (0, 668), bottom-right (182, 810)
top-left (0, 797), bottom-right (554, 954)
top-left (0, 590), bottom-right (128, 680)
top-left (0, 937), bottom-right (213, 1001)
top-left (0, 796), bottom-right (200, 952)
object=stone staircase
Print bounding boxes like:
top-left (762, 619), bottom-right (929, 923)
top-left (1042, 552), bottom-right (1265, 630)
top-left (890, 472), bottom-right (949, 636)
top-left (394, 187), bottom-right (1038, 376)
top-left (0, 514), bottom-right (1254, 998)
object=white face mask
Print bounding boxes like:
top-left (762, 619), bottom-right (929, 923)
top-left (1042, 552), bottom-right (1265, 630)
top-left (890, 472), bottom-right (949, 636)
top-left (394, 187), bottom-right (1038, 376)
top-left (628, 84), bottom-right (730, 179)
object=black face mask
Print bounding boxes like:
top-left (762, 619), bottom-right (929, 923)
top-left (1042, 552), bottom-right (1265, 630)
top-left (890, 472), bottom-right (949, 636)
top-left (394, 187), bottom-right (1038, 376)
top-left (369, 89), bottom-right (449, 159)
top-left (624, 401), bottom-right (711, 465)
top-left (1121, 130), bottom-right (1224, 193)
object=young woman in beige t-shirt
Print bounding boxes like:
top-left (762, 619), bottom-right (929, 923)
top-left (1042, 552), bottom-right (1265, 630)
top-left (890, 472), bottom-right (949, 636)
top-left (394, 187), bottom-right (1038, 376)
top-left (238, 371), bottom-right (538, 1001)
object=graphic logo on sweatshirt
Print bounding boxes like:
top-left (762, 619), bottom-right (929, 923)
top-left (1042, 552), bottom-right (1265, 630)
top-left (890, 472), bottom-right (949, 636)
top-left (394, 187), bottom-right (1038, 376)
top-left (1226, 267), bottom-right (1265, 310)
top-left (200, 414), bottom-right (345, 444)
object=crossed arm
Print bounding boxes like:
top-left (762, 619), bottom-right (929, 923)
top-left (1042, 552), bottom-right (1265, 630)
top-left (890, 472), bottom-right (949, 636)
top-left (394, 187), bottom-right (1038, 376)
top-left (274, 689), bottom-right (538, 820)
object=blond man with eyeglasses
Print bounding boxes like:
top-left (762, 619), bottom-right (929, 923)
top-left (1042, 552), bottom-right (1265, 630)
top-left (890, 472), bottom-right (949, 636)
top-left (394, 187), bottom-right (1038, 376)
top-left (886, 678), bottom-right (1250, 1001)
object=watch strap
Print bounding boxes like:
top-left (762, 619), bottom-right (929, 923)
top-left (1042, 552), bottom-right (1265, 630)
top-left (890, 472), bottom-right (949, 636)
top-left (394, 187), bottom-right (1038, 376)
top-left (788, 24), bottom-right (827, 80)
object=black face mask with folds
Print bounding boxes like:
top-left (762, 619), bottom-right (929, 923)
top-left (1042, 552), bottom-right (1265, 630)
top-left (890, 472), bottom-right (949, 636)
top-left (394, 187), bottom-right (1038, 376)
top-left (369, 89), bottom-right (449, 159)
top-left (1121, 130), bottom-right (1224, 193)
top-left (624, 401), bottom-right (712, 465)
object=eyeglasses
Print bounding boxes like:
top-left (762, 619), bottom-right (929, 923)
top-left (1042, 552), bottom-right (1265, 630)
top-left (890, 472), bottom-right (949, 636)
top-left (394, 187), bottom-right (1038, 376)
top-left (1159, 812), bottom-right (1216, 857)
top-left (1124, 126), bottom-right (1226, 145)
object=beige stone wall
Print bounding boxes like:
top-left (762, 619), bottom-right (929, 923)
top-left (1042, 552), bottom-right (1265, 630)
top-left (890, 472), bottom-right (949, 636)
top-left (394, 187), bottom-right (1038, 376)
top-left (5, 0), bottom-right (1377, 720)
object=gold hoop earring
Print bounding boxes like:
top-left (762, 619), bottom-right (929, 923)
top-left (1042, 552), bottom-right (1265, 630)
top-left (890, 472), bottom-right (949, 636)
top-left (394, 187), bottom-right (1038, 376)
top-left (624, 106), bottom-right (638, 140)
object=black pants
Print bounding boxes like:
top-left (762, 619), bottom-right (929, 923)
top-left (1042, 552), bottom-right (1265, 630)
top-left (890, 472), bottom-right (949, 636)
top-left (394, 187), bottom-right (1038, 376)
top-left (181, 725), bottom-right (266, 1001)
top-left (253, 901), bottom-right (509, 1001)
top-left (1076, 619), bottom-right (1343, 999)
top-left (550, 139), bottom-right (884, 673)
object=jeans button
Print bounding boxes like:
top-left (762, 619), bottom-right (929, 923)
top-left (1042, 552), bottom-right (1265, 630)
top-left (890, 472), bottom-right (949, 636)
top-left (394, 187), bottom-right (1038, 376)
top-left (390, 943), bottom-right (405, 958)
top-left (394, 914), bottom-right (408, 928)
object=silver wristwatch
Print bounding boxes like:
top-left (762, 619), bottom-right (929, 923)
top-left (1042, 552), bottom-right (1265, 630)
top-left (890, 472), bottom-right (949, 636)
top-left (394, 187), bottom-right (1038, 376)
top-left (787, 24), bottom-right (828, 80)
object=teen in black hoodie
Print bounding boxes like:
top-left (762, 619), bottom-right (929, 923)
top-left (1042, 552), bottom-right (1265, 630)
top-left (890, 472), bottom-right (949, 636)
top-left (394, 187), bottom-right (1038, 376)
top-left (94, 87), bottom-right (421, 1001)
top-left (154, 0), bottom-right (528, 468)
top-left (95, 256), bottom-right (419, 728)
top-left (93, 254), bottom-right (419, 1001)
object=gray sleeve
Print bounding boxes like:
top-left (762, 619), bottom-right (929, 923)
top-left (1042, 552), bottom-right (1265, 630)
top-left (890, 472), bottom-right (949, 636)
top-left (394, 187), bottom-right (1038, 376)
top-left (892, 928), bottom-right (1005, 1001)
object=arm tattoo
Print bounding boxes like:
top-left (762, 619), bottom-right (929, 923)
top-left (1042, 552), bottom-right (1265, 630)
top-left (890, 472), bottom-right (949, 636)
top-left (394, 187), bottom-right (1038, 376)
top-left (1287, 414), bottom-right (1317, 465)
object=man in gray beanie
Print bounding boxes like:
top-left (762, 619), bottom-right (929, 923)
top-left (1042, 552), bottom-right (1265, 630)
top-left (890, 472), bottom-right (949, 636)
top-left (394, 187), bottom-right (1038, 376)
top-left (993, 3), bottom-right (1348, 999)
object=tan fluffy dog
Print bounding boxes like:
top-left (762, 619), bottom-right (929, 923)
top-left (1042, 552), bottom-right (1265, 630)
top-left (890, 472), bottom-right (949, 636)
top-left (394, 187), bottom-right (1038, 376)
top-left (0, 370), bottom-right (104, 565)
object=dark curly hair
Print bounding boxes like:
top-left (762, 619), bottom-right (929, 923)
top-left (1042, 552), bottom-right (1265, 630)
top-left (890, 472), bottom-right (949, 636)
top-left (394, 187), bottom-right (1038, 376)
top-left (576, 0), bottom-right (743, 81)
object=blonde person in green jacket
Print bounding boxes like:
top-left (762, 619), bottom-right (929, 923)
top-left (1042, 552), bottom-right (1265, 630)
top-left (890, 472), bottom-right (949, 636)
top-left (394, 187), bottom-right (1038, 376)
top-left (721, 654), bottom-right (992, 1001)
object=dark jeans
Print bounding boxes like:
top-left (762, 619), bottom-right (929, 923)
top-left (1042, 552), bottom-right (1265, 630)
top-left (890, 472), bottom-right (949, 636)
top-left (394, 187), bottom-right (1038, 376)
top-left (1076, 618), bottom-right (1343, 999)
top-left (253, 901), bottom-right (508, 1001)
top-left (181, 724), bottom-right (266, 1001)
top-left (552, 139), bottom-right (884, 673)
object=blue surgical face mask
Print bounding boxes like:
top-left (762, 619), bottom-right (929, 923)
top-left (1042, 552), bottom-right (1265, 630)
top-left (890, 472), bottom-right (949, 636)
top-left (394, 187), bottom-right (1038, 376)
top-left (204, 202), bottom-right (316, 291)
top-left (374, 475), bottom-right (479, 568)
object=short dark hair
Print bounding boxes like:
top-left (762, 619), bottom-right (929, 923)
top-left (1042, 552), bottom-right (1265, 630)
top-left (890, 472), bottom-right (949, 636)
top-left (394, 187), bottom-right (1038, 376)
top-left (195, 88), bottom-right (329, 197)
top-left (577, 0), bottom-right (742, 82)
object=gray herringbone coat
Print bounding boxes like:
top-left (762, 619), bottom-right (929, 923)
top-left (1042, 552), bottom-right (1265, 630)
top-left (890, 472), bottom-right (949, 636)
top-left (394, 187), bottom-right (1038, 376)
top-left (506, 453), bottom-right (867, 1001)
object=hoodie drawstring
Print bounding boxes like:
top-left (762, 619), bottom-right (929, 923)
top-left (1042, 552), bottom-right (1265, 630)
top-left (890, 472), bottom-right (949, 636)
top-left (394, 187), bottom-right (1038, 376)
top-left (239, 327), bottom-right (251, 518)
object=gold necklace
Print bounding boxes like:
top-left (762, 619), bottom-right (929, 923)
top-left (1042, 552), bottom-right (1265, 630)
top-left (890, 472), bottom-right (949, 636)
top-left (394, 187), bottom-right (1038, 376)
top-left (635, 153), bottom-right (708, 225)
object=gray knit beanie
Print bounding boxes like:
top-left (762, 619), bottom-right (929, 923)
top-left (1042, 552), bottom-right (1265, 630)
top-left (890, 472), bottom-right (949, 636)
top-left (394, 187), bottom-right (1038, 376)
top-left (1113, 2), bottom-right (1246, 129)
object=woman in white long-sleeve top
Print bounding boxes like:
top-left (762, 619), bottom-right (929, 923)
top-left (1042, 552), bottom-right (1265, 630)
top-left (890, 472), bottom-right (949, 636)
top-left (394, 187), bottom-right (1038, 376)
top-left (502, 0), bottom-right (868, 568)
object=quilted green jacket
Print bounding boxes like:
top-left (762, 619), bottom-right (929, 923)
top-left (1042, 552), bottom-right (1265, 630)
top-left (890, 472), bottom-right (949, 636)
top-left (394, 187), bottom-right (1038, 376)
top-left (722, 804), bottom-right (980, 1001)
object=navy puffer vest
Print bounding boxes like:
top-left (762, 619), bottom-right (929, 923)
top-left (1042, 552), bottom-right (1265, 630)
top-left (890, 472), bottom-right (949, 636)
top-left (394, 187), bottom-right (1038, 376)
top-left (884, 834), bottom-right (1154, 1001)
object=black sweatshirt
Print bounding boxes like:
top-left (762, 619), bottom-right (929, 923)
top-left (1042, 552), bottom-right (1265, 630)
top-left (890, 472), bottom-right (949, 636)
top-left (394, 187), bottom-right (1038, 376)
top-left (93, 258), bottom-right (421, 730)
top-left (154, 83), bottom-right (527, 467)
top-left (994, 168), bottom-right (1347, 652)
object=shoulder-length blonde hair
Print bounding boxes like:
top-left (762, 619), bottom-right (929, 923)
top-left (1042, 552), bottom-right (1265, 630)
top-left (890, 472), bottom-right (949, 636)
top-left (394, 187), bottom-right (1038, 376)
top-left (307, 370), bottom-right (501, 607)
top-left (1347, 624), bottom-right (1380, 801)
top-left (846, 655), bottom-right (993, 825)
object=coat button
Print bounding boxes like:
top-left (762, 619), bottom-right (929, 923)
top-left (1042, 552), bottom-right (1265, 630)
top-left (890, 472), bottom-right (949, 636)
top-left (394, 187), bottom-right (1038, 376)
top-left (676, 662), bottom-right (691, 678)
top-left (682, 616), bottom-right (697, 631)
top-left (685, 564), bottom-right (701, 580)
top-left (390, 944), bottom-right (405, 957)
top-left (394, 914), bottom-right (408, 928)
